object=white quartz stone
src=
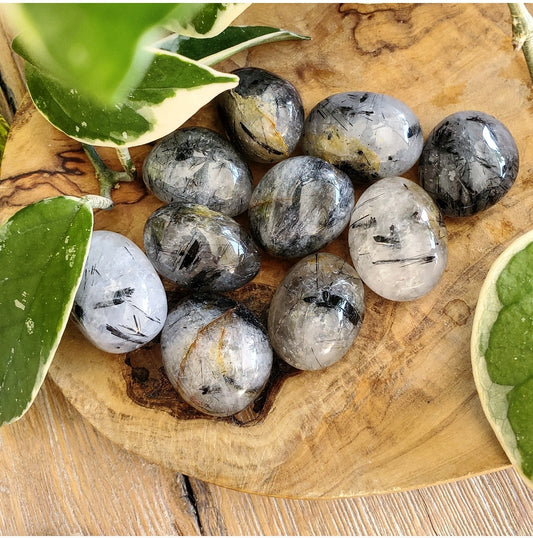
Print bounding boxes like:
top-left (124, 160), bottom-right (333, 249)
top-left (348, 177), bottom-right (448, 301)
top-left (72, 231), bottom-right (168, 353)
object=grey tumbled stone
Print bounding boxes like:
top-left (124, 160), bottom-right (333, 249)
top-left (161, 294), bottom-right (273, 417)
top-left (418, 111), bottom-right (519, 217)
top-left (218, 67), bottom-right (304, 163)
top-left (268, 253), bottom-right (365, 371)
top-left (248, 156), bottom-right (354, 259)
top-left (302, 91), bottom-right (423, 183)
top-left (142, 127), bottom-right (253, 217)
top-left (143, 203), bottom-right (260, 292)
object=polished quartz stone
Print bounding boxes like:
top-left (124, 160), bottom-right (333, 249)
top-left (217, 67), bottom-right (304, 163)
top-left (418, 111), bottom-right (519, 217)
top-left (248, 156), bottom-right (354, 258)
top-left (268, 253), bottom-right (365, 371)
top-left (348, 177), bottom-right (448, 302)
top-left (161, 293), bottom-right (273, 417)
top-left (72, 231), bottom-right (167, 353)
top-left (142, 127), bottom-right (253, 217)
top-left (302, 91), bottom-right (423, 183)
top-left (143, 203), bottom-right (260, 292)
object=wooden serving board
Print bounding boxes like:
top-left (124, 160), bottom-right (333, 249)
top-left (1, 3), bottom-right (531, 498)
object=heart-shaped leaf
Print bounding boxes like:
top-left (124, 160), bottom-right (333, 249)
top-left (0, 196), bottom-right (93, 426)
top-left (471, 229), bottom-right (533, 489)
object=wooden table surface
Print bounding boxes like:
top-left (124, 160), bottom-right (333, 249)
top-left (0, 4), bottom-right (533, 535)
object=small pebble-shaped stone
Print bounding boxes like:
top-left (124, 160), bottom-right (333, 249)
top-left (143, 203), bottom-right (260, 292)
top-left (161, 294), bottom-right (273, 417)
top-left (72, 231), bottom-right (167, 353)
top-left (142, 127), bottom-right (253, 217)
top-left (248, 156), bottom-right (354, 258)
top-left (418, 111), bottom-right (519, 217)
top-left (268, 253), bottom-right (365, 371)
top-left (302, 91), bottom-right (423, 182)
top-left (217, 67), bottom-right (304, 163)
top-left (348, 177), bottom-right (448, 301)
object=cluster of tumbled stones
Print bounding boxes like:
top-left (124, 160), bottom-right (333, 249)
top-left (73, 66), bottom-right (520, 417)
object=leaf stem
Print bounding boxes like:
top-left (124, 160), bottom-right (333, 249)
top-left (116, 147), bottom-right (137, 181)
top-left (82, 144), bottom-right (134, 204)
top-left (509, 3), bottom-right (533, 83)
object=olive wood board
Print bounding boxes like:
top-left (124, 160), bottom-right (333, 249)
top-left (1, 3), bottom-right (531, 499)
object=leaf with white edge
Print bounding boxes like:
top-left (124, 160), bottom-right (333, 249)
top-left (157, 26), bottom-right (310, 65)
top-left (24, 48), bottom-right (239, 148)
top-left (8, 3), bottom-right (249, 105)
top-left (471, 228), bottom-right (533, 490)
top-left (163, 3), bottom-right (250, 38)
top-left (0, 196), bottom-right (93, 426)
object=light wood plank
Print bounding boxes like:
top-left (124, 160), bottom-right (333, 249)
top-left (0, 378), bottom-right (201, 536)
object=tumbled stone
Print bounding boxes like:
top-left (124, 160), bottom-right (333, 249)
top-left (348, 177), bottom-right (448, 302)
top-left (248, 156), bottom-right (354, 258)
top-left (143, 203), bottom-right (260, 292)
top-left (302, 91), bottom-right (423, 183)
top-left (161, 293), bottom-right (273, 417)
top-left (268, 253), bottom-right (365, 371)
top-left (72, 230), bottom-right (167, 353)
top-left (218, 67), bottom-right (304, 163)
top-left (418, 111), bottom-right (519, 217)
top-left (142, 127), bottom-right (253, 217)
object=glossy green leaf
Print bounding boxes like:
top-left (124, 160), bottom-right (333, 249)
top-left (157, 25), bottom-right (310, 65)
top-left (0, 196), bottom-right (93, 426)
top-left (24, 48), bottom-right (238, 148)
top-left (471, 229), bottom-right (533, 490)
top-left (8, 3), bottom-right (248, 105)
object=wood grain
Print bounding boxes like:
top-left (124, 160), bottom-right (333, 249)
top-left (1, 2), bottom-right (532, 499)
top-left (0, 375), bottom-right (532, 535)
top-left (1, 0), bottom-right (533, 510)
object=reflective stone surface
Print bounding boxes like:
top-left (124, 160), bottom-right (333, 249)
top-left (218, 67), bottom-right (304, 163)
top-left (348, 177), bottom-right (448, 302)
top-left (302, 91), bottom-right (423, 183)
top-left (143, 203), bottom-right (260, 292)
top-left (248, 156), bottom-right (354, 258)
top-left (161, 294), bottom-right (273, 417)
top-left (72, 231), bottom-right (167, 353)
top-left (418, 111), bottom-right (519, 217)
top-left (142, 127), bottom-right (253, 217)
top-left (268, 253), bottom-right (365, 371)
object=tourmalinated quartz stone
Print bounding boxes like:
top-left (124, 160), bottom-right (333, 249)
top-left (248, 156), bottom-right (354, 258)
top-left (268, 253), bottom-right (365, 371)
top-left (72, 231), bottom-right (167, 353)
top-left (217, 67), bottom-right (304, 163)
top-left (142, 127), bottom-right (253, 217)
top-left (143, 203), bottom-right (260, 292)
top-left (302, 91), bottom-right (424, 183)
top-left (161, 293), bottom-right (273, 417)
top-left (348, 177), bottom-right (448, 302)
top-left (418, 111), bottom-right (519, 217)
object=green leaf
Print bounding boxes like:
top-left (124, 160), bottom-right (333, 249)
top-left (8, 3), bottom-right (248, 105)
top-left (471, 228), bottom-right (533, 490)
top-left (0, 196), bottom-right (93, 426)
top-left (24, 48), bottom-right (238, 148)
top-left (157, 25), bottom-right (310, 65)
